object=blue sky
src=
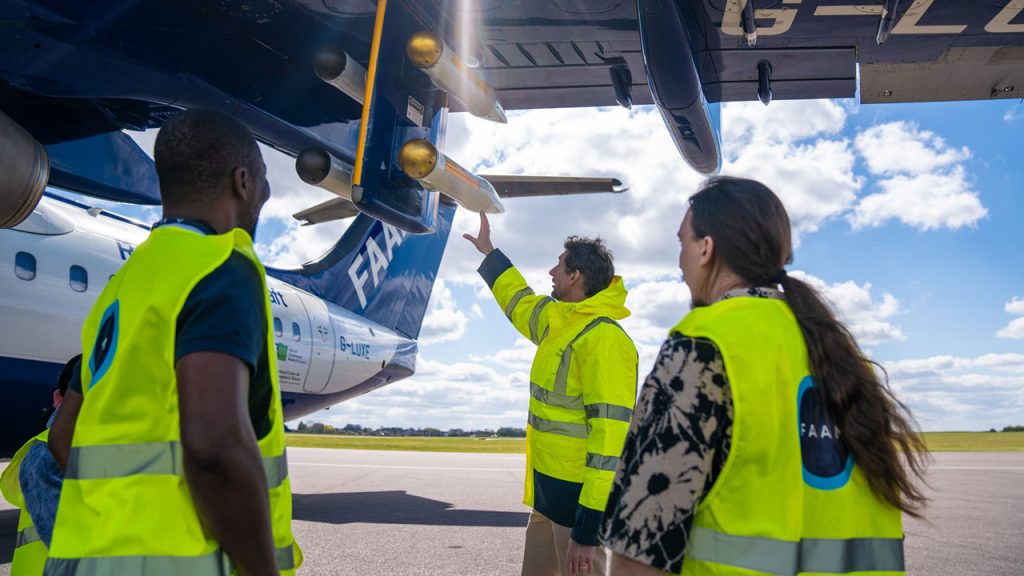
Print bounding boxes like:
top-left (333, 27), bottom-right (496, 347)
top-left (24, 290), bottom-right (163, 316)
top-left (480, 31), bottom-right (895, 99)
top-left (123, 96), bottom-right (1024, 432)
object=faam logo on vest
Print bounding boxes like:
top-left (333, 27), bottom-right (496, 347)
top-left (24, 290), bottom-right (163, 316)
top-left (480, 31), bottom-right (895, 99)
top-left (89, 300), bottom-right (121, 390)
top-left (797, 376), bottom-right (854, 490)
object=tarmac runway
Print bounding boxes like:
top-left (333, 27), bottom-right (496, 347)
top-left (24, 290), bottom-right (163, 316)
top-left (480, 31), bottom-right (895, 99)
top-left (2, 449), bottom-right (1022, 575)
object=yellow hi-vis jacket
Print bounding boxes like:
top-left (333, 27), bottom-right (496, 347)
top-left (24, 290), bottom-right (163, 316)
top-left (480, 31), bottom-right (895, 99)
top-left (45, 225), bottom-right (300, 575)
top-left (1, 430), bottom-right (49, 576)
top-left (480, 249), bottom-right (638, 545)
top-left (673, 296), bottom-right (904, 575)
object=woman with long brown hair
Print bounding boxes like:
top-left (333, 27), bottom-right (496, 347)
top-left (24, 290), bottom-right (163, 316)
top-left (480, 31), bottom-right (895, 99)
top-left (601, 176), bottom-right (928, 575)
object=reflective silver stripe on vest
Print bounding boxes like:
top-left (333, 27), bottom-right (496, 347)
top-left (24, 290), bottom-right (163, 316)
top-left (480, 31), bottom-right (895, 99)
top-left (530, 382), bottom-right (584, 411)
top-left (67, 441), bottom-right (184, 479)
top-left (45, 549), bottom-right (232, 576)
top-left (66, 442), bottom-right (289, 488)
top-left (528, 412), bottom-right (587, 439)
top-left (264, 451), bottom-right (289, 489)
top-left (16, 525), bottom-right (40, 548)
top-left (585, 453), bottom-right (621, 472)
top-left (529, 297), bottom-right (554, 343)
top-left (553, 317), bottom-right (624, 395)
top-left (276, 544), bottom-right (296, 571)
top-left (505, 288), bottom-right (534, 319)
top-left (689, 527), bottom-right (905, 575)
top-left (44, 544), bottom-right (297, 576)
top-left (584, 403), bottom-right (632, 423)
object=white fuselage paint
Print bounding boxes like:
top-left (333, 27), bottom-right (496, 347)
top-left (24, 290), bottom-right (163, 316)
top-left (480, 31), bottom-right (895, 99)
top-left (0, 196), bottom-right (412, 398)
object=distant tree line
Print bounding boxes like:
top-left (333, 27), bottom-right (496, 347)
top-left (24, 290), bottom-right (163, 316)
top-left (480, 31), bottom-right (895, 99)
top-left (293, 421), bottom-right (527, 438)
top-left (1000, 425), bottom-right (1024, 432)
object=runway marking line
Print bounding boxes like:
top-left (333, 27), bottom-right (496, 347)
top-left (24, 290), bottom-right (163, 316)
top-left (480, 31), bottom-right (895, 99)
top-left (290, 461), bottom-right (520, 472)
top-left (928, 466), bottom-right (1024, 471)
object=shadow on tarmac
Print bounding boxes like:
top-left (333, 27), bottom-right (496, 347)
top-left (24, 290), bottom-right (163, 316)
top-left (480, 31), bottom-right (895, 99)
top-left (0, 508), bottom-right (17, 564)
top-left (293, 491), bottom-right (529, 528)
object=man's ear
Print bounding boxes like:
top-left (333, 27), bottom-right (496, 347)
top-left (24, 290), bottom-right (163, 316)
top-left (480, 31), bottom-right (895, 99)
top-left (568, 269), bottom-right (582, 286)
top-left (231, 166), bottom-right (251, 202)
top-left (698, 236), bottom-right (715, 267)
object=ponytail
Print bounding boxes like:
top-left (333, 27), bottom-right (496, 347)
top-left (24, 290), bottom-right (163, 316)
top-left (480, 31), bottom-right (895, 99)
top-left (779, 273), bottom-right (928, 517)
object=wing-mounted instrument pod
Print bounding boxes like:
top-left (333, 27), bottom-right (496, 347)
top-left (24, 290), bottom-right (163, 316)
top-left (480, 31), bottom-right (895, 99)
top-left (0, 110), bottom-right (49, 228)
top-left (637, 0), bottom-right (722, 176)
top-left (314, 47), bottom-right (367, 104)
top-left (406, 31), bottom-right (507, 124)
top-left (398, 139), bottom-right (504, 214)
top-left (296, 147), bottom-right (354, 200)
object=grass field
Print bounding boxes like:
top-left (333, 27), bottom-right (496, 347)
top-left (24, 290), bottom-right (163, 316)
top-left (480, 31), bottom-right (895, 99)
top-left (920, 431), bottom-right (1024, 452)
top-left (286, 432), bottom-right (1024, 453)
top-left (285, 434), bottom-right (526, 453)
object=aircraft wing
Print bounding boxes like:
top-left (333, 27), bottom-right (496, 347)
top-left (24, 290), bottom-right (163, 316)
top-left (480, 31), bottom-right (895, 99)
top-left (1, 0), bottom-right (1022, 232)
top-left (472, 1), bottom-right (1024, 111)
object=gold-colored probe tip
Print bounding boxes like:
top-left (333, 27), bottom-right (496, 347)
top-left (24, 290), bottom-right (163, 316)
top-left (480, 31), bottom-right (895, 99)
top-left (407, 31), bottom-right (443, 69)
top-left (398, 139), bottom-right (438, 180)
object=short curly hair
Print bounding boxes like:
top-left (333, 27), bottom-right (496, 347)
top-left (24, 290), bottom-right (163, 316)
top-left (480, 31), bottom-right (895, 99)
top-left (154, 109), bottom-right (262, 206)
top-left (563, 236), bottom-right (615, 297)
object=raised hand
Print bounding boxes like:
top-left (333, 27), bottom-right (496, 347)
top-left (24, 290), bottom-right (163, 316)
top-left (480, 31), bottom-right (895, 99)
top-left (462, 211), bottom-right (495, 255)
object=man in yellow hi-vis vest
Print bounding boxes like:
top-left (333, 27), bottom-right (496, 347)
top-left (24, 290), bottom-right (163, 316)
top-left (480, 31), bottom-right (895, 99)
top-left (1, 355), bottom-right (80, 576)
top-left (46, 109), bottom-right (299, 575)
top-left (465, 213), bottom-right (639, 576)
top-left (2, 430), bottom-right (50, 576)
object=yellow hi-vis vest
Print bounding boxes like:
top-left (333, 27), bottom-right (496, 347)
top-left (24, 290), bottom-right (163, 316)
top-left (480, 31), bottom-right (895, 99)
top-left (490, 265), bottom-right (638, 519)
top-left (1, 430), bottom-right (50, 576)
top-left (673, 296), bottom-right (904, 576)
top-left (45, 225), bottom-right (299, 575)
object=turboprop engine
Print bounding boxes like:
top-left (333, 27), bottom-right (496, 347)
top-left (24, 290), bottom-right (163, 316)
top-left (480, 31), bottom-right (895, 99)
top-left (0, 110), bottom-right (49, 228)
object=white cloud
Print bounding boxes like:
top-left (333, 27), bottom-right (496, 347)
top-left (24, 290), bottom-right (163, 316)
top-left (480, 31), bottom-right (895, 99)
top-left (440, 100), bottom-right (865, 290)
top-left (1005, 297), bottom-right (1024, 316)
top-left (881, 353), bottom-right (1024, 431)
top-left (1004, 103), bottom-right (1023, 123)
top-left (418, 280), bottom-right (470, 344)
top-left (620, 279), bottom-right (691, 343)
top-left (721, 99), bottom-right (846, 146)
top-left (470, 337), bottom-right (536, 369)
top-left (855, 121), bottom-right (969, 176)
top-left (300, 356), bottom-right (530, 430)
top-left (790, 271), bottom-right (905, 346)
top-left (849, 167), bottom-right (987, 231)
top-left (997, 297), bottom-right (1024, 340)
top-left (721, 101), bottom-right (861, 239)
top-left (851, 122), bottom-right (986, 230)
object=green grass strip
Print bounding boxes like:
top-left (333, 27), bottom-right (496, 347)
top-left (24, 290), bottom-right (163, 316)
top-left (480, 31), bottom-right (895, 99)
top-left (286, 432), bottom-right (1024, 454)
top-left (285, 434), bottom-right (526, 453)
top-left (920, 432), bottom-right (1024, 452)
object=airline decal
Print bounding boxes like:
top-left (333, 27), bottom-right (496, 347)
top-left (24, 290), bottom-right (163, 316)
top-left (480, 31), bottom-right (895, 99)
top-left (347, 222), bottom-right (406, 309)
top-left (721, 0), bottom-right (1024, 38)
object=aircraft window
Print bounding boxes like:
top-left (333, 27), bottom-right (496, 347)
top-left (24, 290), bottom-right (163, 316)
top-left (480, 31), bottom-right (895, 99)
top-left (70, 265), bottom-right (88, 292)
top-left (273, 317), bottom-right (283, 338)
top-left (15, 252), bottom-right (36, 281)
top-left (291, 322), bottom-right (301, 342)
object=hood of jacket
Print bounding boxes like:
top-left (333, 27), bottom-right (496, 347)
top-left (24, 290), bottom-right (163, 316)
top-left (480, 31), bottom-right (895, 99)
top-left (549, 275), bottom-right (631, 328)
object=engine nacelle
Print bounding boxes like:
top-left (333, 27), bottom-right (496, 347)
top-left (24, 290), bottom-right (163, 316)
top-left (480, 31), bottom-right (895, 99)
top-left (0, 110), bottom-right (49, 228)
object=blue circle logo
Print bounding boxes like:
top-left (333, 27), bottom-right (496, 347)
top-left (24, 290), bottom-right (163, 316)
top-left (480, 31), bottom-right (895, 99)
top-left (798, 376), bottom-right (853, 490)
top-left (89, 300), bottom-right (120, 389)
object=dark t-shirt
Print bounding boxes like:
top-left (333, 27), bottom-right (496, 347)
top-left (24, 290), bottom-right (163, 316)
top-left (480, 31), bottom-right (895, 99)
top-left (72, 221), bottom-right (272, 439)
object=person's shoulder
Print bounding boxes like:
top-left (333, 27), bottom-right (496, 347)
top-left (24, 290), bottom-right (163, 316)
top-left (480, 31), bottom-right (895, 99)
top-left (659, 333), bottom-right (724, 369)
top-left (190, 251), bottom-right (262, 301)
